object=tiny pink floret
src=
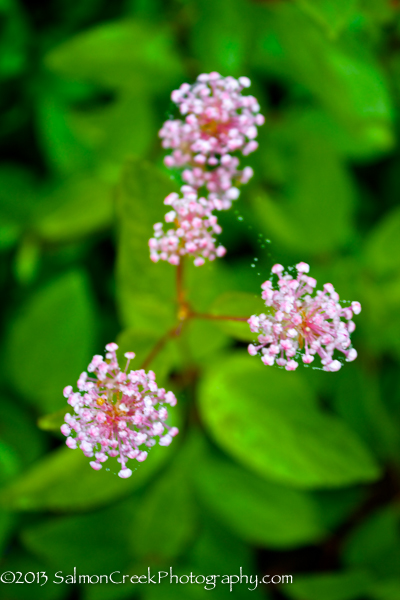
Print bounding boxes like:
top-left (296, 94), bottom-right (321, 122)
top-left (61, 344), bottom-right (179, 478)
top-left (247, 263), bottom-right (361, 372)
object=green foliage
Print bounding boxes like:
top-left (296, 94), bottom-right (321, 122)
top-left (3, 271), bottom-right (97, 413)
top-left (116, 158), bottom-right (177, 331)
top-left (21, 500), bottom-right (137, 572)
top-left (199, 354), bottom-right (380, 488)
top-left (194, 442), bottom-right (324, 547)
top-left (209, 291), bottom-right (266, 341)
top-left (131, 448), bottom-right (197, 561)
top-left (44, 20), bottom-right (183, 93)
top-left (0, 444), bottom-right (171, 512)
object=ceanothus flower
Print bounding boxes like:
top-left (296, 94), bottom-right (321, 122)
top-left (159, 72), bottom-right (264, 207)
top-left (149, 186), bottom-right (226, 266)
top-left (61, 343), bottom-right (178, 478)
top-left (248, 263), bottom-right (361, 372)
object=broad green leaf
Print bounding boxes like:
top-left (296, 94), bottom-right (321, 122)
top-left (253, 4), bottom-right (393, 158)
top-left (199, 354), bottom-right (380, 488)
top-left (33, 174), bottom-right (113, 242)
top-left (116, 158), bottom-right (177, 331)
top-left (22, 500), bottom-right (136, 573)
top-left (334, 366), bottom-right (400, 461)
top-left (365, 206), bottom-right (400, 277)
top-left (194, 446), bottom-right (324, 548)
top-left (37, 408), bottom-right (69, 432)
top-left (68, 92), bottom-right (155, 182)
top-left (131, 450), bottom-right (197, 561)
top-left (35, 89), bottom-right (91, 175)
top-left (251, 131), bottom-right (356, 255)
top-left (0, 439), bottom-right (20, 486)
top-left (296, 0), bottom-right (358, 38)
top-left (0, 443), bottom-right (172, 512)
top-left (190, 0), bottom-right (251, 75)
top-left (13, 236), bottom-right (41, 284)
top-left (208, 291), bottom-right (266, 342)
top-left (178, 318), bottom-right (229, 367)
top-left (0, 164), bottom-right (43, 227)
top-left (283, 569), bottom-right (375, 600)
top-left (4, 271), bottom-right (97, 413)
top-left (369, 579), bottom-right (400, 600)
top-left (0, 397), bottom-right (48, 465)
top-left (342, 506), bottom-right (400, 580)
top-left (44, 20), bottom-right (183, 93)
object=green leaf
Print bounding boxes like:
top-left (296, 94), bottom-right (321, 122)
top-left (296, 0), bottom-right (358, 38)
top-left (342, 506), bottom-right (400, 580)
top-left (369, 579), bottom-right (400, 600)
top-left (131, 448), bottom-right (197, 561)
top-left (35, 90), bottom-right (91, 175)
top-left (68, 92), bottom-right (155, 181)
top-left (199, 354), bottom-right (380, 488)
top-left (33, 174), bottom-right (113, 242)
top-left (190, 0), bottom-right (251, 75)
top-left (194, 445), bottom-right (324, 548)
top-left (208, 291), bottom-right (266, 342)
top-left (253, 5), bottom-right (394, 158)
top-left (334, 366), bottom-right (400, 461)
top-left (21, 500), bottom-right (136, 573)
top-left (116, 158), bottom-right (177, 331)
top-left (0, 439), bottom-right (20, 486)
top-left (0, 443), bottom-right (172, 512)
top-left (0, 164), bottom-right (42, 227)
top-left (0, 397), bottom-right (48, 465)
top-left (4, 271), bottom-right (97, 413)
top-left (365, 206), bottom-right (400, 277)
top-left (44, 20), bottom-right (183, 93)
top-left (251, 130), bottom-right (356, 255)
top-left (37, 408), bottom-right (69, 432)
top-left (283, 569), bottom-right (375, 600)
top-left (13, 236), bottom-right (41, 285)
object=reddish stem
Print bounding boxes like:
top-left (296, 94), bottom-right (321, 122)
top-left (191, 312), bottom-right (249, 322)
top-left (140, 323), bottom-right (183, 371)
top-left (176, 258), bottom-right (185, 306)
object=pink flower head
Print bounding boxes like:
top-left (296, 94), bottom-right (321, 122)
top-left (61, 344), bottom-right (179, 478)
top-left (159, 73), bottom-right (264, 206)
top-left (148, 186), bottom-right (226, 266)
top-left (247, 263), bottom-right (361, 372)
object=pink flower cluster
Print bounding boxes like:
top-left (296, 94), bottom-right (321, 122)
top-left (149, 186), bottom-right (226, 266)
top-left (150, 72), bottom-right (264, 267)
top-left (248, 263), bottom-right (361, 372)
top-left (61, 343), bottom-right (178, 478)
top-left (160, 72), bottom-right (264, 207)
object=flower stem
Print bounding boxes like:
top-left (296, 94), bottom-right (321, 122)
top-left (191, 312), bottom-right (249, 322)
top-left (140, 323), bottom-right (183, 371)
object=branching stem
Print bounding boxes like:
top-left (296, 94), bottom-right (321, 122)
top-left (141, 257), bottom-right (250, 369)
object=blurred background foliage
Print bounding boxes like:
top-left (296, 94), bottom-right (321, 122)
top-left (1, 0), bottom-right (400, 599)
